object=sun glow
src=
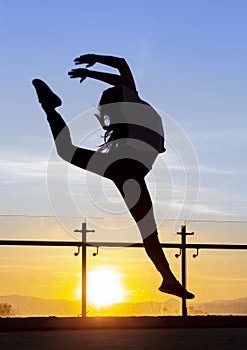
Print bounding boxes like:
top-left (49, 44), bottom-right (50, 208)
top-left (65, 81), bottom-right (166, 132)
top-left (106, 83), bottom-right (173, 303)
top-left (75, 268), bottom-right (127, 308)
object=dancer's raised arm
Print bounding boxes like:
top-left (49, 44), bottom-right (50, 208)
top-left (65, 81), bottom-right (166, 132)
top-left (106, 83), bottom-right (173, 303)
top-left (72, 54), bottom-right (136, 89)
top-left (68, 68), bottom-right (122, 86)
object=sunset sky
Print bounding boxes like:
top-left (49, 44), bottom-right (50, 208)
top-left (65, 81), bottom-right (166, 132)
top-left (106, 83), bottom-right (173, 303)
top-left (0, 0), bottom-right (246, 313)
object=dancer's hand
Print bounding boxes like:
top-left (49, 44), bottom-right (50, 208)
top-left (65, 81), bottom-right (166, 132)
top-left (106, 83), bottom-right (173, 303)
top-left (68, 68), bottom-right (88, 83)
top-left (74, 54), bottom-right (97, 67)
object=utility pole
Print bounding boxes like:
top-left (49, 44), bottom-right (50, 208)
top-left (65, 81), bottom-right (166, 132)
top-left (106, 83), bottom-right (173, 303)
top-left (74, 222), bottom-right (95, 318)
top-left (177, 224), bottom-right (194, 316)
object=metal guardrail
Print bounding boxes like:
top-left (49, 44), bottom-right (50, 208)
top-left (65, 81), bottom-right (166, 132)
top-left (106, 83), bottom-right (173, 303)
top-left (1, 222), bottom-right (247, 317)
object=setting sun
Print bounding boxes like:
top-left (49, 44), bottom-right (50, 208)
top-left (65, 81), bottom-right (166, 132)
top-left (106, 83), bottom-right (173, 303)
top-left (75, 267), bottom-right (127, 308)
top-left (88, 268), bottom-right (126, 308)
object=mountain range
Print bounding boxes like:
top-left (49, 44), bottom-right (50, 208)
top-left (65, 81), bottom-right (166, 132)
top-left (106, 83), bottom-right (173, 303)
top-left (0, 295), bottom-right (247, 317)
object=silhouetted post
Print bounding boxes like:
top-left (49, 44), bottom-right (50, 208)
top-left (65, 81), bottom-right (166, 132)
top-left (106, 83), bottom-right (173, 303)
top-left (74, 222), bottom-right (95, 318)
top-left (177, 224), bottom-right (194, 316)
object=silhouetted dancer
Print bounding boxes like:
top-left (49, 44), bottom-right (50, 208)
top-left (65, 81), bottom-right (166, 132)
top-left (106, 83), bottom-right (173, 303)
top-left (32, 54), bottom-right (194, 299)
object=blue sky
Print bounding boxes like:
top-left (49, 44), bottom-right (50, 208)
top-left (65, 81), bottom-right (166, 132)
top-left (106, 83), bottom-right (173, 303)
top-left (0, 0), bottom-right (247, 223)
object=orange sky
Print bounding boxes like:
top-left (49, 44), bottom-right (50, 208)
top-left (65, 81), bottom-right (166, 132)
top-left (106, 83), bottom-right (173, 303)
top-left (0, 244), bottom-right (246, 306)
top-left (0, 216), bottom-right (246, 315)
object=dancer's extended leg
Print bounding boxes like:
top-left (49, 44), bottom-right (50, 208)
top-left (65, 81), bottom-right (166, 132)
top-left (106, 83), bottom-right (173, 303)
top-left (32, 79), bottom-right (107, 175)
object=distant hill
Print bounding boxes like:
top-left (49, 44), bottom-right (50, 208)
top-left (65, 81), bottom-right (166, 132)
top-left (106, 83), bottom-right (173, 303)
top-left (0, 295), bottom-right (81, 317)
top-left (0, 295), bottom-right (247, 317)
top-left (192, 297), bottom-right (247, 316)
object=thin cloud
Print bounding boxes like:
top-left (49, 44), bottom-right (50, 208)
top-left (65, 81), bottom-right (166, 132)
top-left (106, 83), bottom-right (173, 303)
top-left (199, 165), bottom-right (246, 176)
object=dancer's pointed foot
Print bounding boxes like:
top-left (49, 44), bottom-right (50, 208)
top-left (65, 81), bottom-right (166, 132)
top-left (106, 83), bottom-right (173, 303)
top-left (159, 279), bottom-right (195, 299)
top-left (32, 79), bottom-right (62, 108)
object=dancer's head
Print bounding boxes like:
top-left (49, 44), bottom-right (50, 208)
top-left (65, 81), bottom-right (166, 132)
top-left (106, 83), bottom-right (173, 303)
top-left (95, 85), bottom-right (128, 147)
top-left (99, 85), bottom-right (123, 106)
top-left (97, 86), bottom-right (124, 129)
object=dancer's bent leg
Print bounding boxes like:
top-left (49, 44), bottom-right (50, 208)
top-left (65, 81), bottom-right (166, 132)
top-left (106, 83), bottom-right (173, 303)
top-left (113, 174), bottom-right (174, 279)
top-left (114, 172), bottom-right (194, 299)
